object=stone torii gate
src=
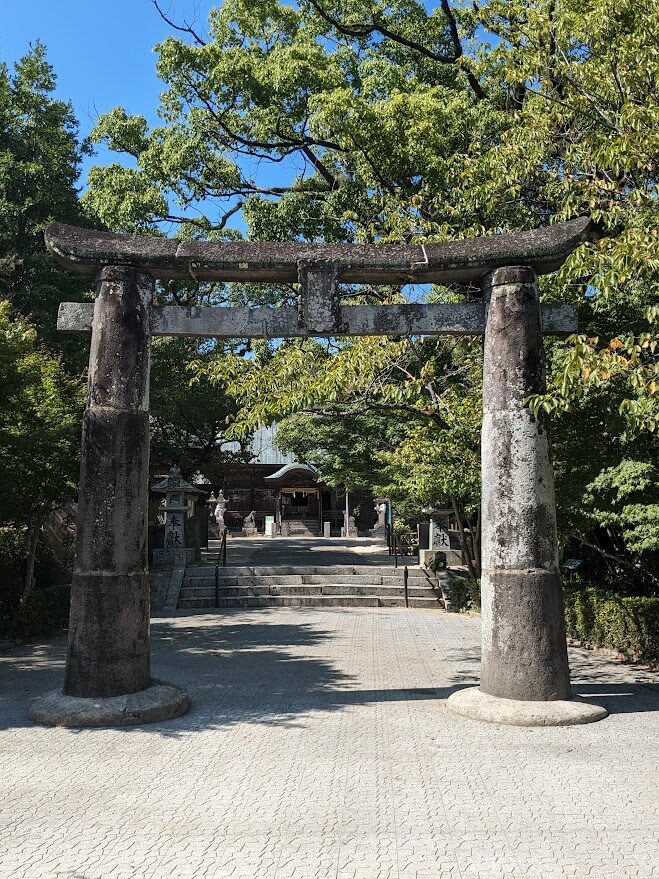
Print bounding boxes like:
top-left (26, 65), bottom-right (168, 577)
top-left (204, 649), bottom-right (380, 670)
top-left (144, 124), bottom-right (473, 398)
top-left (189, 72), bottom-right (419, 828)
top-left (29, 217), bottom-right (607, 728)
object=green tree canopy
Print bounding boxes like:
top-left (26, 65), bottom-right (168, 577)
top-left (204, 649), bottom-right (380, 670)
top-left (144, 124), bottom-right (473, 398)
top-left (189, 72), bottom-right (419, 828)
top-left (85, 0), bottom-right (659, 585)
top-left (0, 301), bottom-right (83, 596)
top-left (0, 43), bottom-right (92, 360)
top-left (150, 336), bottom-right (247, 481)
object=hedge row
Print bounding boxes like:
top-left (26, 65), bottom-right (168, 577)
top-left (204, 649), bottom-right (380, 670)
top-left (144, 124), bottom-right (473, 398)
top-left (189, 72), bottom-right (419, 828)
top-left (9, 585), bottom-right (71, 641)
top-left (563, 587), bottom-right (659, 662)
top-left (445, 577), bottom-right (659, 661)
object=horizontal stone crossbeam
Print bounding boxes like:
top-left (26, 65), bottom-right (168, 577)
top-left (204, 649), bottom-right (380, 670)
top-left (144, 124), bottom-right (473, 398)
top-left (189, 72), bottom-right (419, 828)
top-left (45, 217), bottom-right (597, 284)
top-left (57, 300), bottom-right (578, 337)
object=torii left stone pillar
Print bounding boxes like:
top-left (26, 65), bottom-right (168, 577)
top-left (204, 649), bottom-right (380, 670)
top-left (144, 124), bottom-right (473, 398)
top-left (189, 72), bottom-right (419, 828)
top-left (29, 267), bottom-right (189, 727)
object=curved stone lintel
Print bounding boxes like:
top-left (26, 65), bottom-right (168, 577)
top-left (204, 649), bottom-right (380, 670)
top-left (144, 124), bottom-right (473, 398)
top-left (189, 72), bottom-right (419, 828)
top-left (446, 687), bottom-right (608, 727)
top-left (45, 216), bottom-right (600, 283)
top-left (28, 680), bottom-right (190, 728)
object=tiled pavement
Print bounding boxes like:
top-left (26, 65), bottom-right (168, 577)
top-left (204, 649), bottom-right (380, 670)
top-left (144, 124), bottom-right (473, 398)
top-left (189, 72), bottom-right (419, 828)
top-left (1, 608), bottom-right (657, 879)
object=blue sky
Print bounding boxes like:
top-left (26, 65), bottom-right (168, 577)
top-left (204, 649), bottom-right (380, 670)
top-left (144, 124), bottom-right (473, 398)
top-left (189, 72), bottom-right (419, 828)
top-left (1, 0), bottom-right (442, 264)
top-left (1, 1), bottom-right (218, 182)
top-left (2, 1), bottom-right (321, 235)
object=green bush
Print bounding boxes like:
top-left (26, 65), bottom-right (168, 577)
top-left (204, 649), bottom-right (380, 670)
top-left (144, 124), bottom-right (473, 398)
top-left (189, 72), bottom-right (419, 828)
top-left (0, 525), bottom-right (71, 639)
top-left (0, 526), bottom-right (27, 633)
top-left (467, 579), bottom-right (482, 610)
top-left (445, 577), bottom-right (481, 612)
top-left (447, 579), bottom-right (658, 659)
top-left (563, 587), bottom-right (659, 661)
top-left (10, 584), bottom-right (70, 641)
top-left (573, 589), bottom-right (598, 643)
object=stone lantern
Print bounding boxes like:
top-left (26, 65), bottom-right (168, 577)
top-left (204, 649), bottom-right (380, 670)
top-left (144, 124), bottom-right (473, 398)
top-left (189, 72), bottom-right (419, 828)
top-left (151, 466), bottom-right (202, 566)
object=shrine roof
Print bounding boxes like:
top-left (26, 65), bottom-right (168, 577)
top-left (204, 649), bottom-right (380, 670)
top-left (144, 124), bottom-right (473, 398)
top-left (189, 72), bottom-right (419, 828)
top-left (264, 463), bottom-right (322, 482)
top-left (151, 467), bottom-right (204, 495)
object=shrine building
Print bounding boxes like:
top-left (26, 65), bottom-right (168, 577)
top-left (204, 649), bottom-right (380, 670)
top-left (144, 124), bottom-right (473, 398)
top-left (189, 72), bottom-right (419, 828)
top-left (216, 425), bottom-right (375, 536)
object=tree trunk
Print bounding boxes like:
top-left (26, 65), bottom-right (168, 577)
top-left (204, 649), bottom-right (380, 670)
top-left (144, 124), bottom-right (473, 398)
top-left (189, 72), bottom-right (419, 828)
top-left (22, 509), bottom-right (47, 603)
top-left (450, 497), bottom-right (478, 579)
top-left (472, 505), bottom-right (482, 578)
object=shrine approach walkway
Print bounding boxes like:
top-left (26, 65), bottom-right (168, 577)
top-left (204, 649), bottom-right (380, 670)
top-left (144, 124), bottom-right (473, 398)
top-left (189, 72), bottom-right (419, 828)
top-left (1, 607), bottom-right (657, 879)
top-left (204, 534), bottom-right (409, 568)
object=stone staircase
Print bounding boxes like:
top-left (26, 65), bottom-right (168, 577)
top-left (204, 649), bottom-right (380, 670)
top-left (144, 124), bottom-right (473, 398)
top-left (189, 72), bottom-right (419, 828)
top-left (177, 565), bottom-right (448, 610)
top-left (280, 519), bottom-right (320, 537)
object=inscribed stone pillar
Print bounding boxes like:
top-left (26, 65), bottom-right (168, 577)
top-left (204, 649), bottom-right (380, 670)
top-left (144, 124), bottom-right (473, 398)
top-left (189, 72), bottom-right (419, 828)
top-left (64, 266), bottom-right (154, 698)
top-left (480, 266), bottom-right (571, 701)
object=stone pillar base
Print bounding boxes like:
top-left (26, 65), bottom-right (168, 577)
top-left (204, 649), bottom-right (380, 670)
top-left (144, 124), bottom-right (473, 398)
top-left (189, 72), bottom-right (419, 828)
top-left (446, 687), bottom-right (608, 727)
top-left (28, 679), bottom-right (190, 728)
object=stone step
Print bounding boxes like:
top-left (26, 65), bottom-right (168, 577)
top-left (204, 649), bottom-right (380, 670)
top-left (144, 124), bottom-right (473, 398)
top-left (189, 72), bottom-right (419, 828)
top-left (319, 584), bottom-right (440, 598)
top-left (298, 574), bottom-right (384, 586)
top-left (185, 575), bottom-right (306, 588)
top-left (178, 584), bottom-right (443, 599)
top-left (180, 585), bottom-right (321, 597)
top-left (176, 594), bottom-right (446, 610)
top-left (407, 597), bottom-right (447, 609)
top-left (187, 575), bottom-right (437, 586)
top-left (301, 573), bottom-right (433, 586)
top-left (177, 595), bottom-right (378, 609)
top-left (184, 564), bottom-right (443, 579)
top-left (183, 571), bottom-right (440, 588)
top-left (281, 521), bottom-right (320, 537)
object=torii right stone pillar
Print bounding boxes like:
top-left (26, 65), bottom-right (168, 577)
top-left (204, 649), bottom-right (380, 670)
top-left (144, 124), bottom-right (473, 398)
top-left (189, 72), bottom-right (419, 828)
top-left (29, 266), bottom-right (190, 727)
top-left (448, 266), bottom-right (607, 726)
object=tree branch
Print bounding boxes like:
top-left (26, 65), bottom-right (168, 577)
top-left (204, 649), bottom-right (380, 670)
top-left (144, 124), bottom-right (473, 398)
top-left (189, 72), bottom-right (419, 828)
top-left (451, 497), bottom-right (478, 578)
top-left (307, 0), bottom-right (486, 101)
top-left (577, 535), bottom-right (658, 585)
top-left (153, 0), bottom-right (207, 47)
top-left (301, 145), bottom-right (338, 189)
top-left (438, 0), bottom-right (487, 100)
top-left (300, 399), bottom-right (449, 430)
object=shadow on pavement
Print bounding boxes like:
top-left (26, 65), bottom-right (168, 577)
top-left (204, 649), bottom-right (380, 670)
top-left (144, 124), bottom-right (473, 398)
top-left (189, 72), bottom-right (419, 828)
top-left (0, 611), bottom-right (656, 735)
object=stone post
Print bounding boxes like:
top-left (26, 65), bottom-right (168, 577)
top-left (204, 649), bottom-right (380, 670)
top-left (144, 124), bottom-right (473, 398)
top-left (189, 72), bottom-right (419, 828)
top-left (29, 267), bottom-right (189, 726)
top-left (65, 266), bottom-right (153, 698)
top-left (480, 266), bottom-right (570, 701)
top-left (448, 266), bottom-right (606, 725)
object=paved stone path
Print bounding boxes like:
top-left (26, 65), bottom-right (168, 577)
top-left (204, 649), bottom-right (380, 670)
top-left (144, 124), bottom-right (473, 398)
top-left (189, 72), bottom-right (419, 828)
top-left (1, 608), bottom-right (657, 879)
top-left (207, 535), bottom-right (403, 568)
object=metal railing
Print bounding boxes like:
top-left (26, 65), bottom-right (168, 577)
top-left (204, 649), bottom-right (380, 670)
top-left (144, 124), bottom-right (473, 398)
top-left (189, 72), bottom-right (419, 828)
top-left (388, 531), bottom-right (410, 608)
top-left (390, 529), bottom-right (417, 568)
top-left (220, 528), bottom-right (227, 567)
top-left (214, 529), bottom-right (228, 609)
